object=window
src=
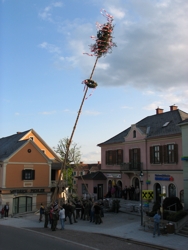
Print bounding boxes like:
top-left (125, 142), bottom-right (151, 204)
top-left (51, 170), bottom-right (56, 180)
top-left (29, 137), bottom-right (34, 141)
top-left (129, 148), bottom-right (141, 169)
top-left (150, 146), bottom-right (162, 164)
top-left (162, 121), bottom-right (170, 127)
top-left (82, 184), bottom-right (88, 194)
top-left (106, 149), bottom-right (123, 165)
top-left (22, 169), bottom-right (35, 180)
top-left (73, 171), bottom-right (77, 176)
top-left (163, 144), bottom-right (178, 164)
top-left (80, 171), bottom-right (83, 176)
top-left (133, 130), bottom-right (136, 138)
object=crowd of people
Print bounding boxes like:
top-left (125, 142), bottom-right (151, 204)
top-left (105, 185), bottom-right (140, 201)
top-left (39, 198), bottom-right (104, 231)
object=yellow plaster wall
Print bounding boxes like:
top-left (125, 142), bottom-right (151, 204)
top-left (23, 131), bottom-right (55, 159)
top-left (10, 142), bottom-right (48, 163)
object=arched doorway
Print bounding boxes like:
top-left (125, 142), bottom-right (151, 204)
top-left (169, 183), bottom-right (176, 197)
top-left (155, 183), bottom-right (161, 204)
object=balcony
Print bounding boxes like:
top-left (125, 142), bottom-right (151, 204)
top-left (120, 162), bottom-right (142, 171)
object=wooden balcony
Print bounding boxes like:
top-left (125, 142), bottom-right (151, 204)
top-left (120, 162), bottom-right (143, 172)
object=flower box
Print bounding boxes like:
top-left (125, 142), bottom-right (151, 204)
top-left (146, 180), bottom-right (151, 184)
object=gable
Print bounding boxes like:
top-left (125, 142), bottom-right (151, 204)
top-left (20, 129), bottom-right (61, 162)
top-left (125, 124), bottom-right (146, 141)
top-left (9, 141), bottom-right (50, 163)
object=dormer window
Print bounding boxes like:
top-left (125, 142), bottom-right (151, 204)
top-left (163, 121), bottom-right (170, 127)
top-left (133, 130), bottom-right (136, 138)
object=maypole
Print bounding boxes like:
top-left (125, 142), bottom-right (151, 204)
top-left (52, 9), bottom-right (116, 202)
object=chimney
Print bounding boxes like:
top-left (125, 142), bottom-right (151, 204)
top-left (170, 105), bottom-right (178, 111)
top-left (97, 161), bottom-right (101, 164)
top-left (156, 107), bottom-right (163, 115)
top-left (80, 161), bottom-right (83, 164)
top-left (17, 132), bottom-right (21, 134)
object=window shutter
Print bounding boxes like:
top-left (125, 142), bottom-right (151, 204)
top-left (137, 148), bottom-right (141, 162)
top-left (174, 144), bottom-right (178, 163)
top-left (117, 149), bottom-right (123, 164)
top-left (22, 170), bottom-right (25, 180)
top-left (112, 150), bottom-right (117, 164)
top-left (150, 147), bottom-right (153, 163)
top-left (129, 149), bottom-right (132, 168)
top-left (159, 146), bottom-right (163, 163)
top-left (106, 151), bottom-right (109, 165)
top-left (32, 170), bottom-right (35, 180)
top-left (163, 145), bottom-right (167, 163)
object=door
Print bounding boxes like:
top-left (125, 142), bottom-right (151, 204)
top-left (97, 184), bottom-right (103, 200)
top-left (155, 183), bottom-right (161, 204)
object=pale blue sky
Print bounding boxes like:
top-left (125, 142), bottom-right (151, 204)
top-left (1, 0), bottom-right (188, 163)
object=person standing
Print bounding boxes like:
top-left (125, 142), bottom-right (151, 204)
top-left (153, 210), bottom-right (161, 237)
top-left (1, 206), bottom-right (5, 218)
top-left (123, 186), bottom-right (127, 200)
top-left (135, 186), bottom-right (140, 201)
top-left (4, 203), bottom-right (9, 218)
top-left (39, 203), bottom-right (44, 222)
top-left (59, 206), bottom-right (65, 230)
top-left (44, 205), bottom-right (50, 228)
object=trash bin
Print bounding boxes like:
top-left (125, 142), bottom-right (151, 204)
top-left (166, 223), bottom-right (175, 234)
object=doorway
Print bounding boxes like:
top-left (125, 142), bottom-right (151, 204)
top-left (97, 184), bottom-right (103, 200)
top-left (155, 183), bottom-right (161, 204)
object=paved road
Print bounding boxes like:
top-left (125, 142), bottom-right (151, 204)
top-left (0, 210), bottom-right (187, 250)
top-left (0, 225), bottom-right (166, 250)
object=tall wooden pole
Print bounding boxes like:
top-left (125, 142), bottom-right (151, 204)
top-left (52, 56), bottom-right (99, 202)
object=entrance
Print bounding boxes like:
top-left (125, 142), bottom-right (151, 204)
top-left (155, 183), bottom-right (161, 204)
top-left (13, 196), bottom-right (32, 214)
top-left (97, 184), bottom-right (103, 200)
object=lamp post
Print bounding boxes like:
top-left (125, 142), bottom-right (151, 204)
top-left (140, 171), bottom-right (144, 226)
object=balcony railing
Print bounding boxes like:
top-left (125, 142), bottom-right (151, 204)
top-left (120, 162), bottom-right (142, 171)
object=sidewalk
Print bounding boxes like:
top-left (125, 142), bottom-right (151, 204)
top-left (0, 207), bottom-right (187, 250)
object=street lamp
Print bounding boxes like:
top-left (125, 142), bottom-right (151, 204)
top-left (140, 171), bottom-right (144, 226)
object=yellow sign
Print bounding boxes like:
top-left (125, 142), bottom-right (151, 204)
top-left (142, 190), bottom-right (153, 200)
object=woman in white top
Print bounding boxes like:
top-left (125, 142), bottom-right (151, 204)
top-left (59, 206), bottom-right (65, 230)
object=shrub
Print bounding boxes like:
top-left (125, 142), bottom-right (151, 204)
top-left (163, 197), bottom-right (183, 211)
top-left (166, 210), bottom-right (187, 222)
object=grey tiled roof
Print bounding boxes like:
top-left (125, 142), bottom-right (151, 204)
top-left (76, 171), bottom-right (107, 180)
top-left (98, 109), bottom-right (188, 146)
top-left (0, 130), bottom-right (30, 160)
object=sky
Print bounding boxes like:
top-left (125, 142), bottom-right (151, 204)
top-left (1, 0), bottom-right (188, 163)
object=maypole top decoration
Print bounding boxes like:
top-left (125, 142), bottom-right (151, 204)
top-left (84, 9), bottom-right (117, 58)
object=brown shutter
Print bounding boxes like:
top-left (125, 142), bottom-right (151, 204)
top-left (163, 145), bottom-right (167, 163)
top-left (112, 150), bottom-right (117, 164)
top-left (129, 149), bottom-right (132, 168)
top-left (137, 148), bottom-right (141, 163)
top-left (174, 144), bottom-right (178, 163)
top-left (117, 149), bottom-right (123, 164)
top-left (159, 146), bottom-right (163, 163)
top-left (106, 151), bottom-right (109, 164)
top-left (150, 147), bottom-right (153, 163)
top-left (32, 170), bottom-right (35, 180)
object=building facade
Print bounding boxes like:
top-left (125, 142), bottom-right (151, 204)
top-left (0, 129), bottom-right (62, 215)
top-left (98, 105), bottom-right (188, 204)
